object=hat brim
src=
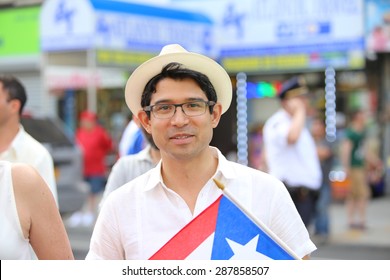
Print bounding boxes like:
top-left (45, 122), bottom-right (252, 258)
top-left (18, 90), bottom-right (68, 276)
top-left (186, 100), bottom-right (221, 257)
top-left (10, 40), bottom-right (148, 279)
top-left (125, 51), bottom-right (232, 115)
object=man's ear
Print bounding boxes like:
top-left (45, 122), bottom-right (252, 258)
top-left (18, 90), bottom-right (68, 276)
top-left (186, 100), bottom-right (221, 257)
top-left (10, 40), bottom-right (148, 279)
top-left (137, 111), bottom-right (152, 134)
top-left (211, 102), bottom-right (222, 128)
top-left (9, 99), bottom-right (21, 115)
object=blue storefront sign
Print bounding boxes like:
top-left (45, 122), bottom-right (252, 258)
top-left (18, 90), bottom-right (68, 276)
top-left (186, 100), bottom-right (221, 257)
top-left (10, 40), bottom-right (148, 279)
top-left (40, 0), bottom-right (213, 55)
top-left (41, 0), bottom-right (366, 73)
top-left (174, 0), bottom-right (365, 73)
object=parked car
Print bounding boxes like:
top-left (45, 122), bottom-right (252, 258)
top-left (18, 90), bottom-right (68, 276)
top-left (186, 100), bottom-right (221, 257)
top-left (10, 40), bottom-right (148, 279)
top-left (21, 116), bottom-right (88, 217)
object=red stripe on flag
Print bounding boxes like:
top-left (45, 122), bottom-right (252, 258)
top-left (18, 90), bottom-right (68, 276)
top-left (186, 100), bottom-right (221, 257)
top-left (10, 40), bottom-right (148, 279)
top-left (149, 195), bottom-right (222, 260)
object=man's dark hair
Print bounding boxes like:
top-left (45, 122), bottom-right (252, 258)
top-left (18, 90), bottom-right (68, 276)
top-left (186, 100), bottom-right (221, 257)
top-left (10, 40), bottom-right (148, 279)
top-left (0, 75), bottom-right (27, 115)
top-left (141, 62), bottom-right (217, 118)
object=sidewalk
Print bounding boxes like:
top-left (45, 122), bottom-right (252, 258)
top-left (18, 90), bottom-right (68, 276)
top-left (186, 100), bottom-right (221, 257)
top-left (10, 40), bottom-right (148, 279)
top-left (311, 194), bottom-right (390, 259)
top-left (328, 194), bottom-right (390, 247)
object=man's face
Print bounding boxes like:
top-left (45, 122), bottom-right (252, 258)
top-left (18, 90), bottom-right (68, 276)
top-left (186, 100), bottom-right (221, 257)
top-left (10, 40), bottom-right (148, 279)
top-left (138, 77), bottom-right (222, 161)
top-left (0, 82), bottom-right (7, 105)
top-left (0, 82), bottom-right (17, 125)
top-left (281, 94), bottom-right (310, 114)
top-left (79, 118), bottom-right (95, 130)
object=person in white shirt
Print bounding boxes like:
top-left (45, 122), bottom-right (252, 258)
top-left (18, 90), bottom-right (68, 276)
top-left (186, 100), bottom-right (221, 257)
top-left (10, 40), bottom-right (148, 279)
top-left (0, 75), bottom-right (58, 205)
top-left (86, 44), bottom-right (316, 260)
top-left (263, 76), bottom-right (322, 227)
top-left (0, 161), bottom-right (73, 260)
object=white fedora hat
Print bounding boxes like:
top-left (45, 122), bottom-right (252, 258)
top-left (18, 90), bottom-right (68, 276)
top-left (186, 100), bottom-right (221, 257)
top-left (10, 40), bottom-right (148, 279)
top-left (125, 44), bottom-right (232, 115)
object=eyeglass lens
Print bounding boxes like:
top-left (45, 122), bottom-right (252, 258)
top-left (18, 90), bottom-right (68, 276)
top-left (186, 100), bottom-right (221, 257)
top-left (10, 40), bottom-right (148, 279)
top-left (152, 101), bottom-right (210, 118)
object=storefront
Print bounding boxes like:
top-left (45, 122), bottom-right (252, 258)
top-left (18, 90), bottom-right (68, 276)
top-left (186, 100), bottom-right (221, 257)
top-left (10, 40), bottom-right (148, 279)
top-left (39, 0), bottom-right (214, 142)
top-left (0, 5), bottom-right (49, 116)
top-left (365, 0), bottom-right (390, 195)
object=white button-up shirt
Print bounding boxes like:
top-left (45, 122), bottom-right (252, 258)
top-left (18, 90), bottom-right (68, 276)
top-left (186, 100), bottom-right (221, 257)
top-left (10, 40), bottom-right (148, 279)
top-left (86, 147), bottom-right (316, 260)
top-left (263, 110), bottom-right (322, 190)
top-left (0, 125), bottom-right (58, 205)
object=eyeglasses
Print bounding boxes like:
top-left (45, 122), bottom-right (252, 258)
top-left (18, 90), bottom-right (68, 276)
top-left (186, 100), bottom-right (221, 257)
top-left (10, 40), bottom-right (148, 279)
top-left (143, 100), bottom-right (216, 119)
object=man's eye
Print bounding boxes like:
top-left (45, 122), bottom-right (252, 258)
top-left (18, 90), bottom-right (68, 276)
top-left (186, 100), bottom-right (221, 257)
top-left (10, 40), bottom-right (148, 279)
top-left (155, 105), bottom-right (172, 111)
top-left (187, 102), bottom-right (201, 108)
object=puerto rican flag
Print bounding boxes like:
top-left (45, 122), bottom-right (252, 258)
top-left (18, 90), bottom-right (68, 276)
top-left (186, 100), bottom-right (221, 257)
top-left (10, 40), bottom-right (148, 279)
top-left (149, 195), bottom-right (296, 260)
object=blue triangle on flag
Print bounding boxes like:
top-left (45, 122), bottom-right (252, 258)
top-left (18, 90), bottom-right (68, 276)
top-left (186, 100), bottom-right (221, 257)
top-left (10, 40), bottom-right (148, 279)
top-left (211, 195), bottom-right (294, 260)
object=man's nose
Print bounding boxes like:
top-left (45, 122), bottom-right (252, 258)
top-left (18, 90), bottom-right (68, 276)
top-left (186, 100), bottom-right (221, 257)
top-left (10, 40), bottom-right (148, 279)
top-left (171, 106), bottom-right (189, 124)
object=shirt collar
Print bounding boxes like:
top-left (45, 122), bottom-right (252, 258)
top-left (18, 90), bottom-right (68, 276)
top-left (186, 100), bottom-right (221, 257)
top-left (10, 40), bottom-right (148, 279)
top-left (142, 160), bottom-right (163, 192)
top-left (4, 125), bottom-right (25, 158)
top-left (142, 146), bottom-right (238, 192)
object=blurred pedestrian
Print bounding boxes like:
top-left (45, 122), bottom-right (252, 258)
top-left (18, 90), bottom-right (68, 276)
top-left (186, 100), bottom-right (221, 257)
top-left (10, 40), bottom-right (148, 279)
top-left (0, 160), bottom-right (73, 260)
top-left (86, 44), bottom-right (315, 260)
top-left (118, 115), bottom-right (146, 157)
top-left (263, 76), bottom-right (322, 228)
top-left (340, 109), bottom-right (382, 230)
top-left (100, 126), bottom-right (160, 208)
top-left (310, 116), bottom-right (334, 243)
top-left (0, 75), bottom-right (58, 205)
top-left (68, 111), bottom-right (113, 227)
top-left (248, 122), bottom-right (267, 171)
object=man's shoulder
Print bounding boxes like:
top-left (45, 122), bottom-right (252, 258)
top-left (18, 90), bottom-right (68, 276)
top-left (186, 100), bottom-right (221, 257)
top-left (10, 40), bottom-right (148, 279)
top-left (22, 131), bottom-right (51, 152)
top-left (116, 153), bottom-right (143, 165)
top-left (115, 150), bottom-right (152, 167)
top-left (264, 111), bottom-right (283, 127)
top-left (14, 132), bottom-right (54, 167)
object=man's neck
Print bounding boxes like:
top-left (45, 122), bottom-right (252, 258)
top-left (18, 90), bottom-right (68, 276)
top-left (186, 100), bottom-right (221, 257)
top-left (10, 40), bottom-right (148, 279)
top-left (0, 121), bottom-right (20, 153)
top-left (149, 147), bottom-right (161, 164)
top-left (160, 147), bottom-right (218, 213)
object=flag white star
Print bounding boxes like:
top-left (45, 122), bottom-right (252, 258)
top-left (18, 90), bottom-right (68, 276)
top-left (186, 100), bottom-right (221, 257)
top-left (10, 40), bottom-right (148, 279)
top-left (226, 235), bottom-right (272, 260)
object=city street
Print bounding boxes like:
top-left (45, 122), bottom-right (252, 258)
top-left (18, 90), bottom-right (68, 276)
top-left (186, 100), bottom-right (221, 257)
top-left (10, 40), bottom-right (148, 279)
top-left (65, 194), bottom-right (390, 260)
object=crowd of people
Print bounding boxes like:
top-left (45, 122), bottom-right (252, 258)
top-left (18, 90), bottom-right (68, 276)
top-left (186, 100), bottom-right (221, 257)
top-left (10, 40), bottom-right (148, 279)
top-left (0, 43), bottom-right (383, 260)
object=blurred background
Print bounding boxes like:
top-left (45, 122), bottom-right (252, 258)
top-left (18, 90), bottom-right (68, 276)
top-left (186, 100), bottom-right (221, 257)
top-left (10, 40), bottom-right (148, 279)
top-left (1, 0), bottom-right (389, 259)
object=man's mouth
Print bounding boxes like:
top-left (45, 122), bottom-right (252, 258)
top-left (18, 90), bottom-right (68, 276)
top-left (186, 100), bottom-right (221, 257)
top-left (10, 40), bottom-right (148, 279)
top-left (171, 134), bottom-right (192, 140)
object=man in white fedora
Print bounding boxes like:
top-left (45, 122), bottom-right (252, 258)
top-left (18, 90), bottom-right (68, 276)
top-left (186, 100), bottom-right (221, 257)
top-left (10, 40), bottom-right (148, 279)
top-left (86, 44), bottom-right (316, 260)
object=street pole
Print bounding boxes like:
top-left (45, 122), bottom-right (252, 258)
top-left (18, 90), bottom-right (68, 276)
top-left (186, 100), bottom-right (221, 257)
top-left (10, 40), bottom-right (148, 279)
top-left (236, 72), bottom-right (248, 166)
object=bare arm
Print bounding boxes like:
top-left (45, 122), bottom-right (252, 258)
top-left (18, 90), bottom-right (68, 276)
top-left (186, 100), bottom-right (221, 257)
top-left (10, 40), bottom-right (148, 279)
top-left (340, 138), bottom-right (352, 176)
top-left (283, 98), bottom-right (306, 145)
top-left (12, 163), bottom-right (74, 260)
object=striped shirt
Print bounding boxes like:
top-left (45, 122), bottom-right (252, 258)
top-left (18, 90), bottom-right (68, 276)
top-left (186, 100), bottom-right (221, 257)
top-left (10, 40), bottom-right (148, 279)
top-left (100, 145), bottom-right (157, 208)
